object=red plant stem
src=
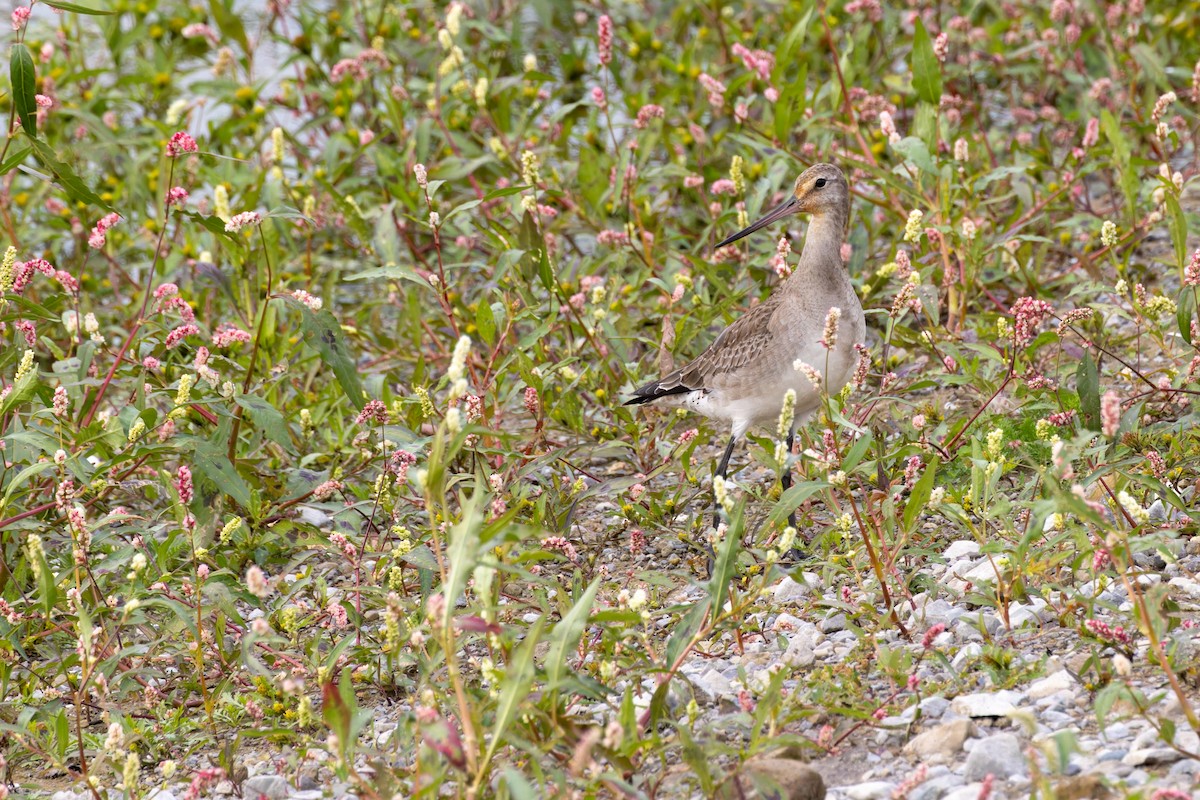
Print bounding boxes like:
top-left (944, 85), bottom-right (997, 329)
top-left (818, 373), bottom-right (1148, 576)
top-left (80, 159), bottom-right (179, 428)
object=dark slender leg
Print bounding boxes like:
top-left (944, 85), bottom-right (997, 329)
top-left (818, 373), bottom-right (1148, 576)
top-left (712, 434), bottom-right (738, 530)
top-left (780, 428), bottom-right (808, 565)
top-left (702, 434), bottom-right (739, 578)
top-left (781, 428), bottom-right (797, 529)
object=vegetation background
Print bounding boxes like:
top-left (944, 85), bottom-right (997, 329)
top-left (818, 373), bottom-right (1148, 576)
top-left (0, 0), bottom-right (1198, 797)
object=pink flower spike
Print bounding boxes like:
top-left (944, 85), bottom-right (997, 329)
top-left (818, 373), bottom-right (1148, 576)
top-left (11, 6), bottom-right (30, 30)
top-left (290, 289), bottom-right (322, 311)
top-left (225, 211), bottom-right (262, 232)
top-left (165, 323), bottom-right (199, 348)
top-left (35, 94), bottom-right (52, 108)
top-left (597, 15), bottom-right (613, 66)
top-left (175, 465), bottom-right (194, 504)
top-left (166, 131), bottom-right (198, 157)
top-left (166, 186), bottom-right (189, 208)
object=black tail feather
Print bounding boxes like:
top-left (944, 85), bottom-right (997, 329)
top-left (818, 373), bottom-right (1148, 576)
top-left (623, 381), bottom-right (694, 406)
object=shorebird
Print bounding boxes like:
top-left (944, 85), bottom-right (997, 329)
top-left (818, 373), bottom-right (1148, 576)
top-left (625, 163), bottom-right (865, 551)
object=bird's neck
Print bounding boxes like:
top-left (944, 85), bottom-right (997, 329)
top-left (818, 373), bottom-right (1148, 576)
top-left (785, 208), bottom-right (848, 288)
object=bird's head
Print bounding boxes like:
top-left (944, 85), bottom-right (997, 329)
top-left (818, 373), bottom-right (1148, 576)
top-left (715, 163), bottom-right (847, 248)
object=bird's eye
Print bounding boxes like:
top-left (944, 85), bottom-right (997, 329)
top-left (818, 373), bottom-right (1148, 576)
top-left (814, 178), bottom-right (827, 189)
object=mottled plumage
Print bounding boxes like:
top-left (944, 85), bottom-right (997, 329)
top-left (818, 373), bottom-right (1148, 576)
top-left (625, 163), bottom-right (866, 545)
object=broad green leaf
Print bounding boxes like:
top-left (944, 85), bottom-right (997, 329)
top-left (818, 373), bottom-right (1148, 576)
top-left (235, 395), bottom-right (291, 449)
top-left (0, 369), bottom-right (37, 417)
top-left (401, 544), bottom-right (440, 572)
top-left (665, 597), bottom-right (709, 669)
top-left (893, 136), bottom-right (937, 175)
top-left (10, 44), bottom-right (37, 138)
top-left (1075, 352), bottom-right (1100, 430)
top-left (500, 769), bottom-right (539, 800)
top-left (1, 461), bottom-right (56, 511)
top-left (193, 440), bottom-right (253, 509)
top-left (41, 0), bottom-right (117, 12)
top-left (0, 145), bottom-right (30, 176)
top-left (476, 299), bottom-right (496, 346)
top-left (485, 617), bottom-right (544, 766)
top-left (38, 552), bottom-right (58, 619)
top-left (181, 211), bottom-right (241, 243)
top-left (345, 264), bottom-right (428, 286)
top-left (545, 578), bottom-right (600, 692)
top-left (24, 135), bottom-right (113, 210)
top-left (1178, 286), bottom-right (1197, 346)
top-left (709, 510), bottom-right (743, 614)
top-left (766, 480), bottom-right (826, 528)
top-left (910, 19), bottom-right (942, 105)
top-left (443, 493), bottom-right (483, 624)
top-left (295, 305), bottom-right (366, 411)
top-left (208, 0), bottom-right (250, 52)
top-left (1101, 110), bottom-right (1137, 217)
top-left (902, 456), bottom-right (940, 532)
top-left (442, 198), bottom-right (482, 224)
top-left (483, 184), bottom-right (529, 201)
top-left (1164, 193), bottom-right (1187, 270)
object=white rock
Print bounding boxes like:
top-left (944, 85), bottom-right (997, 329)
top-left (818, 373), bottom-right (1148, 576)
top-left (950, 689), bottom-right (1022, 718)
top-left (780, 620), bottom-right (822, 660)
top-left (1167, 577), bottom-right (1200, 600)
top-left (1007, 598), bottom-right (1049, 628)
top-left (773, 612), bottom-right (805, 631)
top-left (964, 732), bottom-right (1027, 780)
top-left (951, 642), bottom-right (982, 670)
top-left (943, 540), bottom-right (981, 560)
top-left (941, 784), bottom-right (986, 800)
top-left (1027, 670), bottom-right (1075, 699)
top-left (693, 668), bottom-right (734, 700)
top-left (903, 718), bottom-right (974, 760)
top-left (241, 776), bottom-right (290, 800)
top-left (962, 559), bottom-right (1004, 583)
top-left (842, 781), bottom-right (895, 800)
top-left (773, 576), bottom-right (809, 603)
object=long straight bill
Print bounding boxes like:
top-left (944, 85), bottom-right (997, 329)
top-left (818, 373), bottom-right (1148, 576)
top-left (714, 195), bottom-right (800, 248)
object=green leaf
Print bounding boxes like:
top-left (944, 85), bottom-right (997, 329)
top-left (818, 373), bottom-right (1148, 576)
top-left (910, 19), bottom-right (943, 105)
top-left (40, 0), bottom-right (118, 12)
top-left (1178, 287), bottom-right (1197, 346)
top-left (10, 45), bottom-right (37, 139)
top-left (442, 493), bottom-right (483, 626)
top-left (482, 184), bottom-right (529, 201)
top-left (24, 135), bottom-right (113, 211)
top-left (545, 578), bottom-right (600, 692)
top-left (902, 456), bottom-right (940, 532)
top-left (708, 515), bottom-right (742, 614)
top-left (193, 440), bottom-right (253, 509)
top-left (208, 0), bottom-right (250, 52)
top-left (344, 263), bottom-right (428, 287)
top-left (0, 145), bottom-right (30, 176)
top-left (0, 368), bottom-right (37, 417)
top-left (235, 395), bottom-right (291, 449)
top-left (294, 305), bottom-right (366, 411)
top-left (442, 198), bottom-right (481, 224)
top-left (1101, 110), bottom-right (1137, 217)
top-left (1076, 351), bottom-right (1100, 430)
top-left (484, 617), bottom-right (544, 766)
top-left (401, 544), bottom-right (440, 572)
top-left (892, 136), bottom-right (937, 175)
top-left (180, 211), bottom-right (241, 243)
top-left (500, 769), bottom-right (539, 800)
top-left (476, 299), bottom-right (496, 346)
top-left (1164, 193), bottom-right (1187, 271)
top-left (766, 480), bottom-right (826, 528)
top-left (665, 598), bottom-right (709, 668)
